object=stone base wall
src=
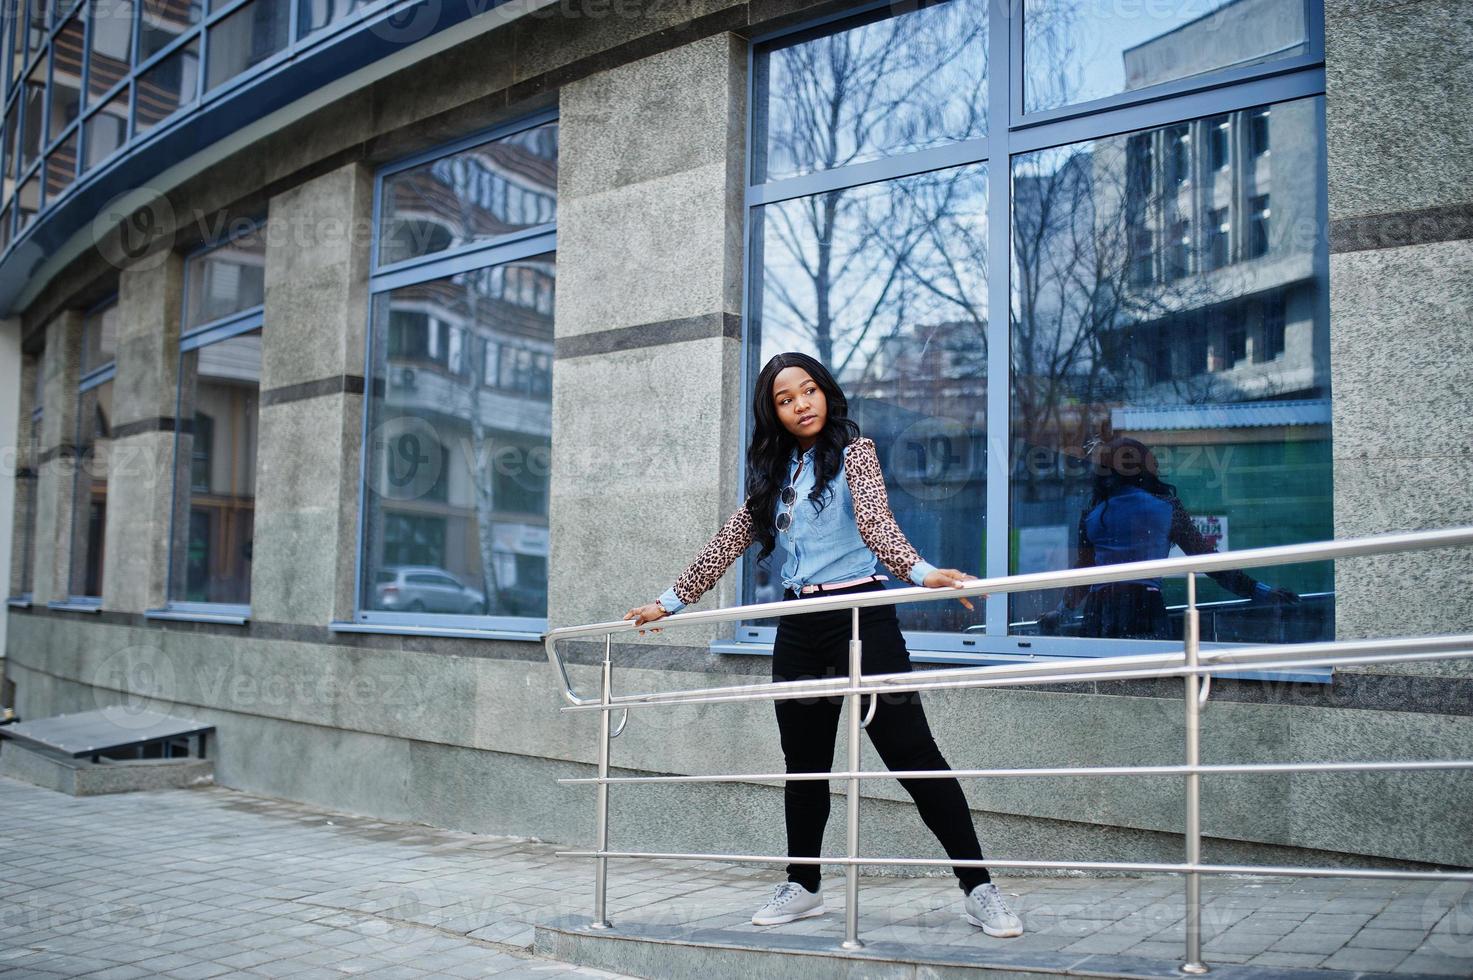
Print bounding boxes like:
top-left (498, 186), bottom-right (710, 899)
top-left (8, 612), bottom-right (1470, 872)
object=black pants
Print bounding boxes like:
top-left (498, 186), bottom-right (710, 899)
top-left (1081, 583), bottom-right (1171, 640)
top-left (772, 579), bottom-right (991, 894)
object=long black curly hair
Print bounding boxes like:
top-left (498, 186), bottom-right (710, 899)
top-left (1087, 435), bottom-right (1178, 508)
top-left (745, 352), bottom-right (861, 564)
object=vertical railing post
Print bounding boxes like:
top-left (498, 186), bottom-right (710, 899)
top-left (1181, 572), bottom-right (1208, 974)
top-left (841, 605), bottom-right (864, 950)
top-left (591, 633), bottom-right (614, 930)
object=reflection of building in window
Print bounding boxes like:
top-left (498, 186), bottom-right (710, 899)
top-left (1107, 86), bottom-right (1314, 404)
top-left (1256, 293), bottom-right (1286, 362)
top-left (1166, 218), bottom-right (1191, 280)
top-left (176, 334), bottom-right (260, 605)
top-left (186, 232), bottom-right (267, 325)
top-left (298, 0), bottom-right (377, 38)
top-left (1115, 4), bottom-right (1297, 299)
top-left (1250, 108), bottom-right (1271, 156)
top-left (1207, 207), bottom-right (1230, 270)
top-left (1011, 10), bottom-right (1330, 621)
top-left (1167, 125), bottom-right (1191, 187)
top-left (1248, 193), bottom-right (1271, 258)
top-left (1209, 115), bottom-right (1230, 170)
top-left (379, 124), bottom-right (557, 266)
top-left (365, 253), bottom-right (554, 618)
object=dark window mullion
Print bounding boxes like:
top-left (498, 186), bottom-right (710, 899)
top-left (1003, 65), bottom-right (1324, 159)
top-left (985, 0), bottom-right (1012, 635)
top-left (746, 136), bottom-right (992, 211)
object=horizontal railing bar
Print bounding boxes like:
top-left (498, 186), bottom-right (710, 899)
top-left (554, 850), bottom-right (1473, 882)
top-left (547, 527), bottom-right (1473, 643)
top-left (563, 647), bottom-right (1472, 713)
top-left (558, 634), bottom-right (1473, 713)
top-left (556, 759), bottom-right (1473, 786)
top-left (543, 527), bottom-right (1473, 705)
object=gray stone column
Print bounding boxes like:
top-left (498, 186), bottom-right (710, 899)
top-left (1325, 0), bottom-right (1473, 654)
top-left (251, 162), bottom-right (374, 626)
top-left (6, 329), bottom-right (34, 600)
top-left (31, 311), bottom-right (84, 605)
top-left (100, 253), bottom-right (185, 613)
top-left (548, 33), bottom-right (748, 640)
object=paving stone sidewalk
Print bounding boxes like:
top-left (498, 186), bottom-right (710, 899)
top-left (1, 773), bottom-right (1471, 978)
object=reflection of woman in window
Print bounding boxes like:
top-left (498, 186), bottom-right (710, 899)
top-left (1045, 436), bottom-right (1298, 639)
top-left (620, 352), bottom-right (1023, 938)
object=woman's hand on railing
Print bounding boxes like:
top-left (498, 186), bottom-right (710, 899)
top-left (921, 569), bottom-right (986, 611)
top-left (623, 602), bottom-right (668, 635)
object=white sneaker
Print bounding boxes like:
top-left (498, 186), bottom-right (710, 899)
top-left (751, 881), bottom-right (826, 925)
top-left (964, 882), bottom-right (1023, 937)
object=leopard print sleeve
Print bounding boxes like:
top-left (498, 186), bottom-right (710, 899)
top-left (843, 437), bottom-right (931, 584)
top-left (668, 501), bottom-right (755, 608)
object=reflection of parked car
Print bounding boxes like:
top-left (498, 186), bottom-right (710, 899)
top-left (375, 566), bottom-right (485, 614)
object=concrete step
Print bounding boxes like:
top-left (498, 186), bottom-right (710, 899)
top-left (0, 740), bottom-right (214, 795)
top-left (535, 913), bottom-right (1451, 980)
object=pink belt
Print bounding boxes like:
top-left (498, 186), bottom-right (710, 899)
top-left (799, 574), bottom-right (889, 595)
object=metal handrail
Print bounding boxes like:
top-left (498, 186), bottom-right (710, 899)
top-left (540, 525), bottom-right (1473, 972)
top-left (541, 526), bottom-right (1473, 705)
top-left (553, 633), bottom-right (1473, 713)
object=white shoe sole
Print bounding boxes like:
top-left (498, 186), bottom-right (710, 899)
top-left (965, 912), bottom-right (1023, 938)
top-left (752, 903), bottom-right (827, 926)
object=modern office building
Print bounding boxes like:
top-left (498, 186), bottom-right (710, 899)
top-left (3, 0), bottom-right (1470, 876)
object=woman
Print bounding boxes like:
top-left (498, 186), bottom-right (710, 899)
top-left (622, 351), bottom-right (1022, 938)
top-left (1041, 435), bottom-right (1298, 639)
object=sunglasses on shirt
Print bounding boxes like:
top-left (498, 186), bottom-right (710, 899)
top-left (776, 485), bottom-right (798, 533)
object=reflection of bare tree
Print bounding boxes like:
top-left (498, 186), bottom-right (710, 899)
top-left (759, 2), bottom-right (987, 376)
top-left (766, 167), bottom-right (988, 380)
top-left (1019, 0), bottom-right (1084, 113)
top-left (1010, 135), bottom-right (1244, 498)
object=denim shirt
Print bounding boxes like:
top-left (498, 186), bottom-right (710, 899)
top-left (657, 443), bottom-right (936, 614)
top-left (1082, 486), bottom-right (1175, 591)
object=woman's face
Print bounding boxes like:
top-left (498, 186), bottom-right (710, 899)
top-left (771, 366), bottom-right (827, 446)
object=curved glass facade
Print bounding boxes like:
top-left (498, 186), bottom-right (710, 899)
top-left (0, 0), bottom-right (453, 263)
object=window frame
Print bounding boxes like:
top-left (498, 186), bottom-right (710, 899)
top-left (52, 291), bottom-right (118, 609)
top-left (734, 0), bottom-right (1330, 682)
top-left (1012, 0), bottom-right (1323, 127)
top-left (343, 106), bottom-right (557, 640)
top-left (149, 218), bottom-right (267, 623)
